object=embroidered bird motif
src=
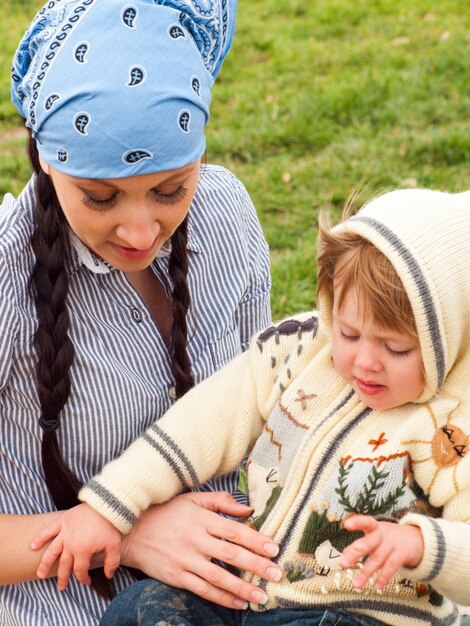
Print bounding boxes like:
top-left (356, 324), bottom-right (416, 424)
top-left (369, 432), bottom-right (388, 452)
top-left (295, 389), bottom-right (316, 410)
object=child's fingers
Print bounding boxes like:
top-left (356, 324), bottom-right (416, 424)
top-left (73, 553), bottom-right (92, 586)
top-left (342, 514), bottom-right (378, 534)
top-left (352, 550), bottom-right (386, 589)
top-left (340, 516), bottom-right (380, 569)
top-left (340, 531), bottom-right (380, 569)
top-left (36, 537), bottom-right (65, 579)
top-left (373, 554), bottom-right (400, 590)
top-left (30, 520), bottom-right (62, 550)
top-left (103, 544), bottom-right (122, 579)
top-left (56, 551), bottom-right (74, 591)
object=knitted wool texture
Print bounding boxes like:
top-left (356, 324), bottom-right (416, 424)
top-left (81, 189), bottom-right (470, 625)
top-left (320, 189), bottom-right (470, 404)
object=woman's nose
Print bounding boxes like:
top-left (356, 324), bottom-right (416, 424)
top-left (115, 212), bottom-right (161, 250)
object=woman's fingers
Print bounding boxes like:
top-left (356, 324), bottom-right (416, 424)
top-left (123, 493), bottom-right (280, 609)
top-left (177, 570), bottom-right (250, 610)
top-left (204, 532), bottom-right (281, 582)
top-left (210, 512), bottom-right (279, 554)
top-left (189, 492), bottom-right (278, 557)
top-left (192, 491), bottom-right (254, 518)
top-left (185, 558), bottom-right (271, 608)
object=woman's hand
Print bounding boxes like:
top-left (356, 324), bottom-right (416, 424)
top-left (121, 491), bottom-right (281, 609)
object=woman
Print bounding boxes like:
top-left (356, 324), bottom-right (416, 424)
top-left (0, 0), bottom-right (280, 624)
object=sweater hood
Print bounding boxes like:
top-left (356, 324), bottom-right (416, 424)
top-left (318, 188), bottom-right (470, 402)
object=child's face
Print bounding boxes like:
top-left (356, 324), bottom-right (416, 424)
top-left (331, 285), bottom-right (424, 410)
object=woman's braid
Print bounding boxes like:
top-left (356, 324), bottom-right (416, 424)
top-left (28, 137), bottom-right (114, 598)
top-left (168, 218), bottom-right (194, 397)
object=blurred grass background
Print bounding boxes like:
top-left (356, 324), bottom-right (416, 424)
top-left (1, 0), bottom-right (469, 318)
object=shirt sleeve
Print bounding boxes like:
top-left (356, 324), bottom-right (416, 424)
top-left (232, 176), bottom-right (272, 350)
top-left (201, 175), bottom-right (271, 498)
top-left (0, 250), bottom-right (20, 392)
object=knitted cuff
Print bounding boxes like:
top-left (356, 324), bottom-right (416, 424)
top-left (398, 513), bottom-right (444, 583)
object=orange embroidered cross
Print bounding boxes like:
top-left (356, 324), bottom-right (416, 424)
top-left (369, 432), bottom-right (388, 452)
top-left (295, 389), bottom-right (316, 410)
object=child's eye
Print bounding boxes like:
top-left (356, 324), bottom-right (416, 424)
top-left (152, 186), bottom-right (188, 205)
top-left (385, 345), bottom-right (412, 358)
top-left (81, 193), bottom-right (119, 211)
top-left (341, 331), bottom-right (358, 342)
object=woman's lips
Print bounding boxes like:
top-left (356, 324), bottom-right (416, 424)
top-left (355, 377), bottom-right (387, 396)
top-left (110, 240), bottom-right (157, 260)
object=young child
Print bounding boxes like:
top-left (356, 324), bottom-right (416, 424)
top-left (33, 188), bottom-right (470, 625)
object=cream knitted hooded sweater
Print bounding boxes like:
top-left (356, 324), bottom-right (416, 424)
top-left (81, 189), bottom-right (470, 625)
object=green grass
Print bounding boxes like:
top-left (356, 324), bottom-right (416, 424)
top-left (1, 0), bottom-right (469, 318)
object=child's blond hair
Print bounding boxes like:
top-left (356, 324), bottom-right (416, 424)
top-left (317, 225), bottom-right (417, 340)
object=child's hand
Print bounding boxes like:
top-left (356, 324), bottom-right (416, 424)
top-left (339, 515), bottom-right (424, 590)
top-left (30, 502), bottom-right (122, 590)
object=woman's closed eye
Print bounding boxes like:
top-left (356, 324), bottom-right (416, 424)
top-left (81, 185), bottom-right (188, 212)
top-left (81, 193), bottom-right (119, 211)
top-left (152, 185), bottom-right (187, 205)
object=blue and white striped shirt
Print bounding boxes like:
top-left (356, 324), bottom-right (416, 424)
top-left (0, 165), bottom-right (271, 626)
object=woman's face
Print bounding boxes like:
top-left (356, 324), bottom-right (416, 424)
top-left (40, 157), bottom-right (201, 271)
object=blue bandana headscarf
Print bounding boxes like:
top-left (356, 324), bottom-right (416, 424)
top-left (11, 0), bottom-right (237, 178)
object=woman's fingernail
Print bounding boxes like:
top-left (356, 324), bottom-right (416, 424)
top-left (264, 542), bottom-right (279, 557)
top-left (266, 566), bottom-right (282, 581)
top-left (233, 599), bottom-right (249, 610)
top-left (251, 589), bottom-right (269, 605)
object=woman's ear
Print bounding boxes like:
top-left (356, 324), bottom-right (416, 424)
top-left (38, 154), bottom-right (50, 175)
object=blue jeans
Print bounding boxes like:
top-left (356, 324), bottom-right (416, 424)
top-left (100, 579), bottom-right (386, 625)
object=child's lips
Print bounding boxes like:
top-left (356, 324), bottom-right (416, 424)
top-left (355, 377), bottom-right (387, 396)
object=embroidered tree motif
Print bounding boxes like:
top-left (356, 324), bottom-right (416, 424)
top-left (298, 509), bottom-right (362, 557)
top-left (252, 485), bottom-right (282, 531)
top-left (335, 460), bottom-right (406, 516)
top-left (284, 508), bottom-right (363, 583)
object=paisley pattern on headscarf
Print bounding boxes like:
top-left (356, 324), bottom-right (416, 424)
top-left (11, 0), bottom-right (237, 178)
top-left (153, 0), bottom-right (236, 79)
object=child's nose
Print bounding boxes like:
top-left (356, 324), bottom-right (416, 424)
top-left (354, 344), bottom-right (383, 372)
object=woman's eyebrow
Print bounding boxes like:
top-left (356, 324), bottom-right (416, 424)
top-left (75, 178), bottom-right (118, 189)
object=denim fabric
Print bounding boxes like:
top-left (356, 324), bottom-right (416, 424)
top-left (100, 579), bottom-right (386, 626)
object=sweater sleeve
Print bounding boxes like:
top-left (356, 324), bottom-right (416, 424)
top-left (79, 311), bottom-right (323, 533)
top-left (399, 509), bottom-right (470, 604)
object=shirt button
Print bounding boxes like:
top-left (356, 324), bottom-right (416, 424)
top-left (131, 307), bottom-right (142, 323)
top-left (168, 386), bottom-right (177, 399)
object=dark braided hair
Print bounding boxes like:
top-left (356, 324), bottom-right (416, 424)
top-left (169, 217), bottom-right (195, 397)
top-left (28, 136), bottom-right (80, 511)
top-left (27, 135), bottom-right (195, 596)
